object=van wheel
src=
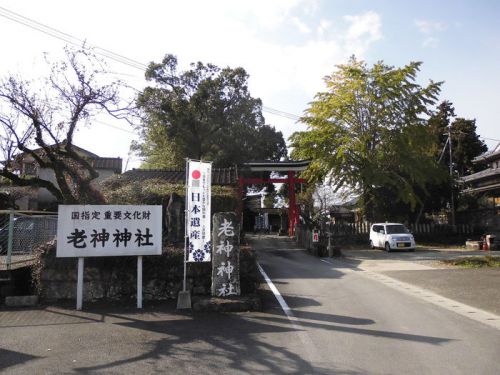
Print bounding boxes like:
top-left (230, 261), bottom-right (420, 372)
top-left (385, 242), bottom-right (391, 252)
top-left (369, 240), bottom-right (375, 249)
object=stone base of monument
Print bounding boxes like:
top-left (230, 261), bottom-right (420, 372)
top-left (192, 294), bottom-right (261, 312)
top-left (5, 295), bottom-right (39, 307)
top-left (176, 291), bottom-right (192, 309)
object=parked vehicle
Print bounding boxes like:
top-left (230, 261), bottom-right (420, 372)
top-left (369, 223), bottom-right (416, 252)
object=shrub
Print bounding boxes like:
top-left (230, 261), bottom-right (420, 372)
top-left (100, 177), bottom-right (238, 213)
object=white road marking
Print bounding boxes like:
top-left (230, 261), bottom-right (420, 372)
top-left (321, 258), bottom-right (500, 330)
top-left (257, 262), bottom-right (321, 362)
top-left (257, 263), bottom-right (293, 316)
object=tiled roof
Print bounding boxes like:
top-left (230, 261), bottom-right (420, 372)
top-left (120, 167), bottom-right (238, 186)
top-left (242, 160), bottom-right (310, 172)
top-left (90, 158), bottom-right (123, 174)
top-left (460, 168), bottom-right (500, 183)
top-left (11, 143), bottom-right (122, 174)
top-left (472, 146), bottom-right (500, 164)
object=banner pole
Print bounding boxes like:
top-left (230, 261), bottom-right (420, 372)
top-left (177, 159), bottom-right (192, 309)
top-left (183, 158), bottom-right (189, 292)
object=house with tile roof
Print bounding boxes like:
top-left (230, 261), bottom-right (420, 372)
top-left (459, 143), bottom-right (500, 233)
top-left (460, 143), bottom-right (500, 195)
top-left (2, 144), bottom-right (122, 210)
top-left (117, 167), bottom-right (238, 186)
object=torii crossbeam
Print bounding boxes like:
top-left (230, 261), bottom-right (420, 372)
top-left (238, 160), bottom-right (310, 236)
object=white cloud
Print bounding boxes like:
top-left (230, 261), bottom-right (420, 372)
top-left (229, 0), bottom-right (310, 30)
top-left (317, 19), bottom-right (332, 37)
top-left (344, 11), bottom-right (382, 42)
top-left (414, 19), bottom-right (446, 49)
top-left (343, 11), bottom-right (383, 56)
top-left (415, 19), bottom-right (447, 34)
top-left (291, 16), bottom-right (312, 34)
top-left (0, 0), bottom-right (385, 158)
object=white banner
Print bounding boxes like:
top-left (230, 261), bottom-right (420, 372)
top-left (56, 205), bottom-right (162, 257)
top-left (186, 160), bottom-right (212, 262)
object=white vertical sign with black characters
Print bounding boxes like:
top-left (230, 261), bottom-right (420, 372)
top-left (186, 160), bottom-right (212, 262)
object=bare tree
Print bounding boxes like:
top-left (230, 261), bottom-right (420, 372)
top-left (0, 47), bottom-right (131, 204)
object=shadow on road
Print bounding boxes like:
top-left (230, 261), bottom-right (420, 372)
top-left (250, 235), bottom-right (454, 346)
top-left (72, 307), bottom-right (339, 374)
top-left (0, 348), bottom-right (39, 371)
top-left (0, 235), bottom-right (460, 374)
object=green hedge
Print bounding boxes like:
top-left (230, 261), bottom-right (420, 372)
top-left (100, 177), bottom-right (238, 213)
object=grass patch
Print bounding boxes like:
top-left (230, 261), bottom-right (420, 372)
top-left (442, 256), bottom-right (500, 268)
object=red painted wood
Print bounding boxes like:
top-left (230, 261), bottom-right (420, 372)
top-left (238, 174), bottom-right (305, 236)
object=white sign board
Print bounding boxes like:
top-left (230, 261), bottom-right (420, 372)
top-left (312, 229), bottom-right (320, 243)
top-left (57, 205), bottom-right (162, 257)
top-left (186, 160), bottom-right (212, 262)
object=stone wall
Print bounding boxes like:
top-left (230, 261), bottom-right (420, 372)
top-left (32, 240), bottom-right (260, 303)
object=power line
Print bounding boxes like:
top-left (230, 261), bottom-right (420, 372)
top-left (3, 4), bottom-right (500, 143)
top-left (262, 106), bottom-right (301, 121)
top-left (94, 120), bottom-right (136, 135)
top-left (0, 6), bottom-right (148, 71)
top-left (480, 136), bottom-right (500, 142)
top-left (3, 1), bottom-right (498, 140)
top-left (1, 5), bottom-right (304, 124)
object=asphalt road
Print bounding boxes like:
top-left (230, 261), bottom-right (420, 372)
top-left (341, 248), bottom-right (500, 315)
top-left (1, 235), bottom-right (499, 374)
top-left (252, 235), bottom-right (500, 374)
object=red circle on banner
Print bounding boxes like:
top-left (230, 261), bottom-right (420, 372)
top-left (192, 170), bottom-right (201, 179)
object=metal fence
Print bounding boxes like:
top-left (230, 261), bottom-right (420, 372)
top-left (0, 210), bottom-right (58, 270)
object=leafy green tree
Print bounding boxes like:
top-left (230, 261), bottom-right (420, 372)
top-left (429, 101), bottom-right (487, 176)
top-left (425, 100), bottom-right (488, 220)
top-left (135, 55), bottom-right (287, 168)
top-left (290, 57), bottom-right (446, 221)
top-left (451, 118), bottom-right (487, 175)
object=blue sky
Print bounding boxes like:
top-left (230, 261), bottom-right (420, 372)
top-left (0, 0), bottom-right (498, 169)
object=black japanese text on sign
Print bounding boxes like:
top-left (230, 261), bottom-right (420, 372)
top-left (211, 212), bottom-right (241, 297)
top-left (56, 205), bottom-right (162, 258)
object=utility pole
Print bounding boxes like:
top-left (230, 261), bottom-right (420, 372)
top-left (448, 126), bottom-right (456, 228)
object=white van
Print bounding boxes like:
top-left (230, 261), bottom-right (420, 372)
top-left (369, 223), bottom-right (416, 252)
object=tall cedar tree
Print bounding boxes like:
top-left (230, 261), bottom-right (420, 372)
top-left (429, 101), bottom-right (487, 176)
top-left (425, 100), bottom-right (488, 215)
top-left (135, 55), bottom-right (287, 168)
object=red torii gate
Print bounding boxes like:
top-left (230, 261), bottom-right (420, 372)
top-left (238, 160), bottom-right (310, 236)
